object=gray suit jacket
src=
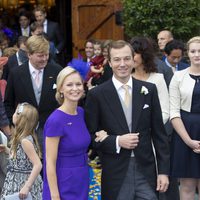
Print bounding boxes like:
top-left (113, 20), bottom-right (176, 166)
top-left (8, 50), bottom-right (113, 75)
top-left (155, 57), bottom-right (173, 88)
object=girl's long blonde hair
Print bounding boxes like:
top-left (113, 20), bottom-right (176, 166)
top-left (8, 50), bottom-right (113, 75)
top-left (10, 103), bottom-right (41, 158)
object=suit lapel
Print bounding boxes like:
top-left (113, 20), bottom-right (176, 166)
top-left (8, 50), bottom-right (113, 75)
top-left (131, 78), bottom-right (145, 132)
top-left (102, 80), bottom-right (129, 132)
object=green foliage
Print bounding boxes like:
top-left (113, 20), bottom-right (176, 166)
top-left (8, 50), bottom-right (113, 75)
top-left (122, 0), bottom-right (200, 41)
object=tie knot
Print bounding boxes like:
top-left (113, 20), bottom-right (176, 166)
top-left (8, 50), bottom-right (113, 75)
top-left (122, 84), bottom-right (129, 91)
top-left (34, 70), bottom-right (41, 75)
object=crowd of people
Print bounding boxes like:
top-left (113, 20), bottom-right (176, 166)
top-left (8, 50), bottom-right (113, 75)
top-left (0, 5), bottom-right (200, 200)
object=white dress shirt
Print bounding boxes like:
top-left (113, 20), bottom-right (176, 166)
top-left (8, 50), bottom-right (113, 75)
top-left (112, 76), bottom-right (132, 153)
top-left (43, 19), bottom-right (47, 33)
top-left (29, 61), bottom-right (44, 85)
top-left (21, 27), bottom-right (30, 36)
top-left (165, 58), bottom-right (178, 72)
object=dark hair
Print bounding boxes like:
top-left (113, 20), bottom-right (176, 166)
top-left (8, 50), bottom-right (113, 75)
top-left (18, 11), bottom-right (30, 20)
top-left (30, 21), bottom-right (43, 33)
top-left (130, 37), bottom-right (157, 73)
top-left (164, 40), bottom-right (185, 55)
top-left (108, 40), bottom-right (133, 61)
top-left (84, 38), bottom-right (96, 47)
top-left (17, 36), bottom-right (28, 48)
top-left (0, 31), bottom-right (9, 44)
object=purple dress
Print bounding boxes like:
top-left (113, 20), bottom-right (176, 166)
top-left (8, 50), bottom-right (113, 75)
top-left (43, 107), bottom-right (91, 200)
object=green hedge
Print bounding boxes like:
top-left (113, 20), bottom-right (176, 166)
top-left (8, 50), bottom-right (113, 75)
top-left (122, 0), bottom-right (200, 41)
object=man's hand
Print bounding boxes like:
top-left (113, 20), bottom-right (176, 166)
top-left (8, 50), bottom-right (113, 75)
top-left (118, 133), bottom-right (139, 149)
top-left (156, 174), bottom-right (169, 193)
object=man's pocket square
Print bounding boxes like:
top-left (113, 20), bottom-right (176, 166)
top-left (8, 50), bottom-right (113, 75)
top-left (143, 104), bottom-right (149, 109)
top-left (53, 83), bottom-right (57, 89)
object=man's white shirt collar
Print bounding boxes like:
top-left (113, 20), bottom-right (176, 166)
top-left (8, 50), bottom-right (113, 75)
top-left (112, 75), bottom-right (132, 91)
top-left (165, 58), bottom-right (178, 71)
top-left (43, 19), bottom-right (47, 33)
top-left (29, 61), bottom-right (44, 76)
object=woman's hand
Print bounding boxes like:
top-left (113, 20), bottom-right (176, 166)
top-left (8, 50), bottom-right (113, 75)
top-left (19, 185), bottom-right (30, 199)
top-left (95, 130), bottom-right (108, 142)
top-left (193, 143), bottom-right (200, 154)
top-left (187, 139), bottom-right (200, 150)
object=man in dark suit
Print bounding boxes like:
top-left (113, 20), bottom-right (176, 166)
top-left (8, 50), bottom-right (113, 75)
top-left (33, 5), bottom-right (65, 65)
top-left (85, 40), bottom-right (170, 200)
top-left (164, 39), bottom-right (189, 72)
top-left (17, 11), bottom-right (31, 37)
top-left (4, 35), bottom-right (62, 146)
top-left (2, 36), bottom-right (28, 80)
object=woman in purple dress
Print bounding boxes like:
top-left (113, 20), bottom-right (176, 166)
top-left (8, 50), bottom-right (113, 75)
top-left (43, 66), bottom-right (91, 200)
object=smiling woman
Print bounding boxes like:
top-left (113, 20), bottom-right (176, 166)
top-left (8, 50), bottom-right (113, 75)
top-left (170, 36), bottom-right (200, 200)
top-left (43, 66), bottom-right (91, 200)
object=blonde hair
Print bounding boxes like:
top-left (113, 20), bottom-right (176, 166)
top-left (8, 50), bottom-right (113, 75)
top-left (10, 103), bottom-right (41, 158)
top-left (187, 36), bottom-right (200, 50)
top-left (3, 47), bottom-right (18, 57)
top-left (102, 39), bottom-right (113, 49)
top-left (26, 35), bottom-right (49, 54)
top-left (55, 67), bottom-right (82, 105)
top-left (33, 5), bottom-right (46, 14)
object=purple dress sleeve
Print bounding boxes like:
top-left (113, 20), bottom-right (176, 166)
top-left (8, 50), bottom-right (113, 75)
top-left (44, 110), bottom-right (64, 137)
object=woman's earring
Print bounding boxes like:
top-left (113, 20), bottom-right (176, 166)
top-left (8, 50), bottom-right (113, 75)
top-left (60, 93), bottom-right (64, 98)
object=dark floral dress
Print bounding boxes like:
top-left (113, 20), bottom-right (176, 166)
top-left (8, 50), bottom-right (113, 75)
top-left (0, 135), bottom-right (42, 199)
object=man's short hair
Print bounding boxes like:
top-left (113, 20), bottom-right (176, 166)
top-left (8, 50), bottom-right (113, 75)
top-left (108, 40), bottom-right (133, 61)
top-left (33, 5), bottom-right (46, 14)
top-left (18, 11), bottom-right (30, 20)
top-left (26, 35), bottom-right (49, 54)
top-left (17, 36), bottom-right (28, 48)
top-left (164, 40), bottom-right (185, 55)
top-left (30, 21), bottom-right (43, 33)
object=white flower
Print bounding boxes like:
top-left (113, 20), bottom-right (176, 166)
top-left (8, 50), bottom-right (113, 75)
top-left (140, 86), bottom-right (148, 95)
